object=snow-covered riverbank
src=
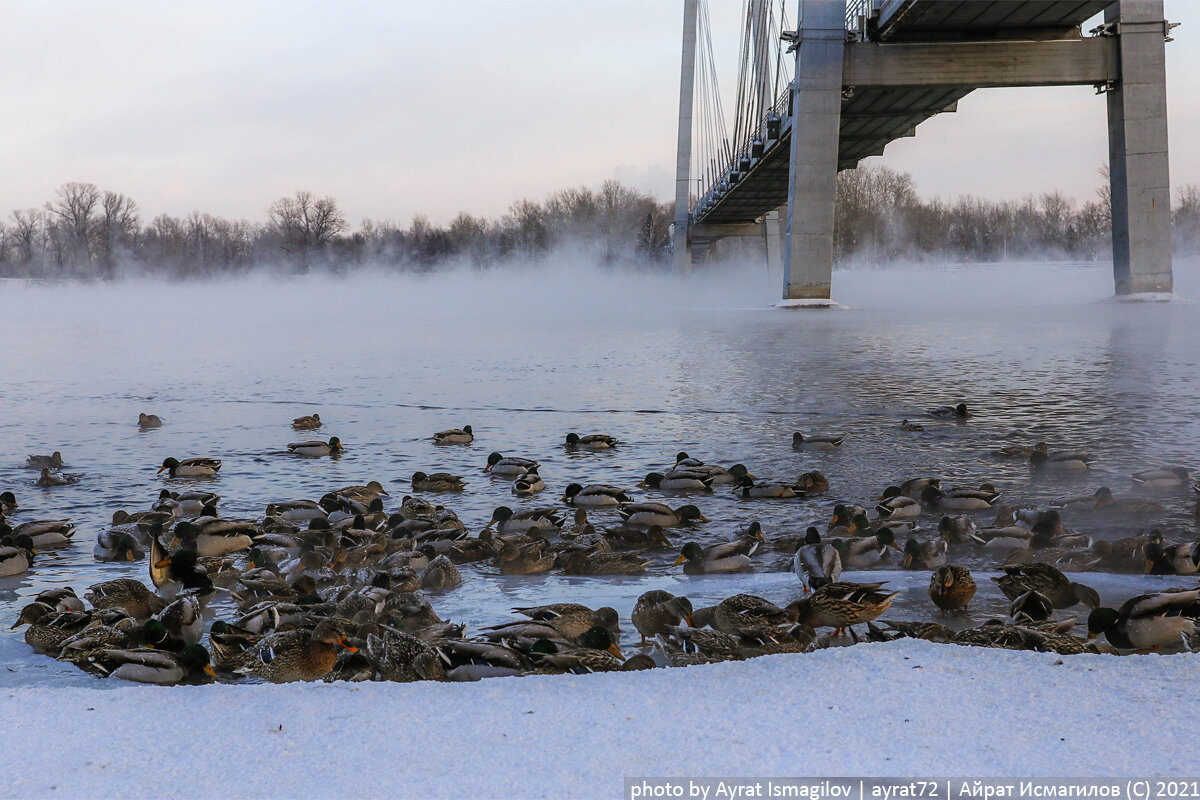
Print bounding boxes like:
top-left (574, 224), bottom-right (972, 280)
top-left (2, 638), bottom-right (1192, 799)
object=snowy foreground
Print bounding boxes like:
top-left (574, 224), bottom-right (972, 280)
top-left (3, 639), bottom-right (1195, 799)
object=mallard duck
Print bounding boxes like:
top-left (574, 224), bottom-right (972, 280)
top-left (631, 590), bottom-right (693, 646)
top-left (992, 562), bottom-right (1100, 609)
top-left (138, 413), bottom-right (163, 428)
top-left (619, 503), bottom-right (707, 527)
top-left (432, 425), bottom-right (474, 444)
top-left (364, 627), bottom-right (444, 682)
top-left (12, 519), bottom-right (74, 548)
top-left (1143, 541), bottom-right (1200, 576)
top-left (671, 454), bottom-right (749, 485)
top-left (673, 541), bottom-right (751, 574)
top-left (928, 565), bottom-right (976, 613)
top-left (151, 546), bottom-right (215, 604)
top-left (233, 619), bottom-right (356, 682)
top-left (604, 524), bottom-right (672, 551)
top-left (35, 469), bottom-right (77, 487)
top-left (900, 419), bottom-right (924, 432)
top-left (794, 527), bottom-right (842, 591)
top-left (158, 457), bottom-right (222, 478)
top-left (292, 413), bottom-right (322, 430)
top-left (562, 549), bottom-right (648, 575)
top-left (902, 537), bottom-right (947, 570)
top-left (921, 485), bottom-right (996, 511)
top-left (993, 443), bottom-right (1040, 458)
top-left (641, 471), bottom-right (714, 492)
top-left (565, 432), bottom-right (618, 450)
top-left (85, 578), bottom-right (166, 620)
top-left (1092, 487), bottom-right (1164, 515)
top-left (94, 530), bottom-right (145, 562)
top-left (1088, 589), bottom-right (1200, 649)
top-left (420, 554), bottom-right (463, 590)
top-left (287, 437), bottom-right (343, 457)
top-left (26, 451), bottom-right (64, 470)
top-left (937, 514), bottom-right (977, 543)
top-left (796, 470), bottom-right (830, 494)
top-left (1132, 467), bottom-right (1191, 489)
top-left (333, 482), bottom-right (390, 505)
top-left (0, 491), bottom-right (16, 514)
top-left (265, 500), bottom-right (328, 523)
top-left (827, 504), bottom-right (865, 533)
top-left (867, 619), bottom-right (955, 643)
top-left (970, 524), bottom-right (1040, 552)
top-left (1030, 443), bottom-right (1093, 470)
top-left (92, 644), bottom-right (216, 684)
top-left (562, 483), bottom-right (631, 507)
top-left (533, 626), bottom-right (625, 673)
top-left (411, 471), bottom-right (466, 492)
top-left (830, 527), bottom-right (901, 568)
top-left (33, 587), bottom-right (84, 613)
top-left (928, 403), bottom-right (971, 419)
top-left (506, 603), bottom-right (620, 642)
top-left (486, 506), bottom-right (562, 535)
top-left (875, 487), bottom-right (921, 519)
top-left (156, 489), bottom-right (221, 518)
top-left (790, 581), bottom-right (898, 639)
top-left (0, 534), bottom-right (35, 576)
top-left (710, 594), bottom-right (794, 637)
top-left (153, 593), bottom-right (204, 645)
top-left (738, 477), bottom-right (797, 499)
top-left (171, 520), bottom-right (253, 558)
top-left (494, 540), bottom-right (555, 574)
top-left (484, 452), bottom-right (538, 478)
top-left (791, 432), bottom-right (843, 451)
top-left (512, 467), bottom-right (546, 496)
top-left (208, 620), bottom-right (263, 671)
top-left (1009, 588), bottom-right (1055, 623)
top-left (11, 603), bottom-right (92, 654)
top-left (656, 625), bottom-right (744, 666)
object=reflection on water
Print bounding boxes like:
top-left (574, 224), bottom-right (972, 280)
top-left (0, 260), bottom-right (1197, 686)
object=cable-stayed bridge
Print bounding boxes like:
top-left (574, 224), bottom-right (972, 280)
top-left (672, 1), bottom-right (1176, 302)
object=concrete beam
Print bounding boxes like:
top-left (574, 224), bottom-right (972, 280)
top-left (843, 37), bottom-right (1117, 87)
top-left (672, 0), bottom-right (698, 271)
top-left (1107, 0), bottom-right (1173, 295)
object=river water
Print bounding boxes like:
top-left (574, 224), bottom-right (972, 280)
top-left (1, 259), bottom-right (1197, 687)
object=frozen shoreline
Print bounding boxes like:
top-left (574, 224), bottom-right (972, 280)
top-left (2, 639), bottom-right (1194, 799)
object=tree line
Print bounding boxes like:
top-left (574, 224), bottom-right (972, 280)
top-left (0, 170), bottom-right (1197, 279)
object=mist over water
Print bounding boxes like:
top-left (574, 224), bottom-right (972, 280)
top-left (2, 255), bottom-right (1198, 686)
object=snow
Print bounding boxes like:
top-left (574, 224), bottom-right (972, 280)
top-left (2, 639), bottom-right (1195, 799)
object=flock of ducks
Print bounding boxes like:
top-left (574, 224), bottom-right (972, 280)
top-left (4, 404), bottom-right (1200, 686)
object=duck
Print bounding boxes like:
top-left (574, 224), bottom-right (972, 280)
top-left (35, 468), bottom-right (77, 487)
top-left (94, 530), bottom-right (145, 562)
top-left (155, 489), bottom-right (221, 518)
top-left (485, 506), bottom-right (563, 536)
top-left (928, 403), bottom-right (971, 419)
top-left (737, 477), bottom-right (798, 499)
top-left (641, 471), bottom-right (713, 492)
top-left (928, 565), bottom-right (976, 613)
top-left (484, 452), bottom-right (538, 478)
top-left (287, 437), bottom-right (343, 457)
top-left (332, 482), bottom-right (390, 505)
top-left (92, 644), bottom-right (216, 684)
top-left (1092, 487), bottom-right (1164, 515)
top-left (291, 413), bottom-right (322, 430)
top-left (1030, 443), bottom-right (1093, 470)
top-left (172, 520), bottom-right (254, 558)
top-left (512, 467), bottom-right (546, 497)
top-left (153, 593), bottom-right (205, 645)
top-left (0, 491), bottom-right (16, 514)
top-left (0, 534), bottom-right (35, 576)
top-left (505, 603), bottom-right (621, 643)
top-left (1144, 541), bottom-right (1200, 576)
top-left (265, 500), bottom-right (328, 523)
top-left (420, 554), bottom-right (463, 591)
top-left (432, 425), bottom-right (474, 444)
top-left (789, 581), bottom-right (899, 640)
top-left (10, 603), bottom-right (93, 654)
top-left (232, 619), bottom-right (356, 682)
top-left (137, 413), bottom-right (163, 428)
top-left (937, 514), bottom-right (978, 543)
top-left (900, 419), bottom-right (924, 432)
top-left (1010, 589), bottom-right (1055, 623)
top-left (158, 457), bottom-right (222, 478)
top-left (796, 470), bottom-right (830, 495)
top-left (829, 527), bottom-right (901, 568)
top-left (875, 487), bottom-right (921, 519)
top-left (532, 626), bottom-right (625, 673)
top-left (11, 519), bottom-right (75, 549)
top-left (794, 527), bottom-right (842, 591)
top-left (564, 432), bottom-right (618, 450)
top-left (494, 540), bottom-right (555, 575)
top-left (902, 537), bottom-right (947, 569)
top-left (411, 471), bottom-right (466, 492)
top-left (992, 562), bottom-right (1100, 609)
top-left (1131, 467), bottom-right (1192, 490)
top-left (827, 504), bottom-right (866, 533)
top-left (85, 578), bottom-right (166, 620)
top-left (671, 454), bottom-right (749, 485)
top-left (619, 503), bottom-right (707, 528)
top-left (791, 432), bottom-right (843, 451)
top-left (710, 594), bottom-right (794, 637)
top-left (921, 485), bottom-right (996, 511)
top-left (993, 443), bottom-right (1040, 458)
top-left (656, 625), bottom-right (744, 666)
top-left (26, 451), bottom-right (64, 470)
top-left (151, 545), bottom-right (215, 604)
top-left (631, 590), bottom-right (694, 646)
top-left (562, 548), bottom-right (648, 576)
top-left (1087, 590), bottom-right (1200, 650)
top-left (562, 483), bottom-right (632, 507)
top-left (673, 540), bottom-right (752, 574)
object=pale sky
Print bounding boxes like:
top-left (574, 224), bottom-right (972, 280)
top-left (2, 1), bottom-right (1197, 226)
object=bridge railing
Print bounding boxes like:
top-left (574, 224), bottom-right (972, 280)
top-left (845, 0), bottom-right (880, 41)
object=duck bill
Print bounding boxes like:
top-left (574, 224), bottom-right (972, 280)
top-left (1085, 632), bottom-right (1098, 641)
top-left (203, 664), bottom-right (218, 677)
top-left (684, 615), bottom-right (695, 627)
top-left (697, 514), bottom-right (710, 523)
top-left (902, 554), bottom-right (913, 569)
top-left (606, 643), bottom-right (625, 660)
top-left (10, 620), bottom-right (23, 630)
top-left (338, 637), bottom-right (358, 653)
top-left (154, 557), bottom-right (173, 569)
top-left (672, 555), bottom-right (687, 566)
top-left (156, 466), bottom-right (168, 474)
top-left (888, 542), bottom-right (903, 552)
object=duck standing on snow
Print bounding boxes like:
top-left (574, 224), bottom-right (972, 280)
top-left (928, 566), bottom-right (976, 613)
top-left (158, 457), bottom-right (222, 478)
top-left (287, 437), bottom-right (343, 457)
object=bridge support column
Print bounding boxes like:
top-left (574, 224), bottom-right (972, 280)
top-left (1107, 0), bottom-right (1173, 296)
top-left (673, 0), bottom-right (699, 271)
top-left (765, 208), bottom-right (784, 273)
top-left (781, 0), bottom-right (845, 303)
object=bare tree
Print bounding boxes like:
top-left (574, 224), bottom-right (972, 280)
top-left (45, 182), bottom-right (100, 273)
top-left (267, 191), bottom-right (346, 255)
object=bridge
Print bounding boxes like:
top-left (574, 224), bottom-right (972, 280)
top-left (672, 0), bottom-right (1176, 302)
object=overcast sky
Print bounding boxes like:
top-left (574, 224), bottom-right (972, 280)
top-left (2, 1), bottom-right (1197, 226)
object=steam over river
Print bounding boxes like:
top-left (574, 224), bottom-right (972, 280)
top-left (1, 259), bottom-right (1197, 686)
